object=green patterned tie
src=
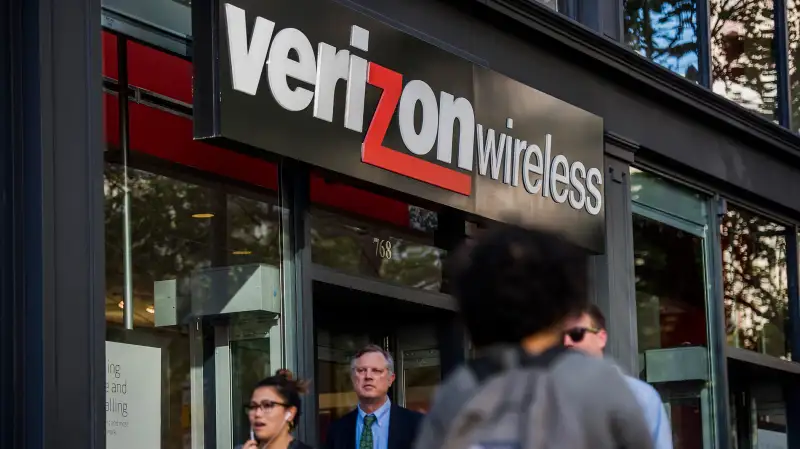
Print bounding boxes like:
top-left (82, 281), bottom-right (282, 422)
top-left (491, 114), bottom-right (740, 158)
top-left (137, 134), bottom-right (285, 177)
top-left (360, 415), bottom-right (377, 449)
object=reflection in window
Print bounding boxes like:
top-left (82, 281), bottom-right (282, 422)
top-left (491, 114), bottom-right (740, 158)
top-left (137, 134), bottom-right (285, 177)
top-left (105, 164), bottom-right (212, 327)
top-left (104, 163), bottom-right (204, 449)
top-left (227, 194), bottom-right (283, 267)
top-left (624, 0), bottom-right (700, 80)
top-left (309, 172), bottom-right (447, 292)
top-left (104, 161), bottom-right (283, 448)
top-left (710, 0), bottom-right (778, 122)
top-left (634, 214), bottom-right (708, 352)
top-left (721, 205), bottom-right (790, 359)
top-left (103, 35), bottom-right (286, 448)
top-left (310, 209), bottom-right (446, 292)
top-left (105, 165), bottom-right (282, 327)
top-left (789, 0), bottom-right (800, 131)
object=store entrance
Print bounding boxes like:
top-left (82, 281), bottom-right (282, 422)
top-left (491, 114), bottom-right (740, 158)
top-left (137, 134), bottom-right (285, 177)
top-left (313, 281), bottom-right (458, 444)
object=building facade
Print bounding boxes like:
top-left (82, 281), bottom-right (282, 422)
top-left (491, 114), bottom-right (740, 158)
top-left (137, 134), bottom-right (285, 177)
top-left (1, 0), bottom-right (799, 448)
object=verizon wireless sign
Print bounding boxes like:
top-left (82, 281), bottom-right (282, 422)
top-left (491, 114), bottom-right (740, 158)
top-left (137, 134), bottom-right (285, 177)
top-left (193, 0), bottom-right (606, 252)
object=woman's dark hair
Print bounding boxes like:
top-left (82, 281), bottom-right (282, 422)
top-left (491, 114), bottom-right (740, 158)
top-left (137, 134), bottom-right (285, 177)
top-left (450, 223), bottom-right (589, 348)
top-left (253, 369), bottom-right (309, 428)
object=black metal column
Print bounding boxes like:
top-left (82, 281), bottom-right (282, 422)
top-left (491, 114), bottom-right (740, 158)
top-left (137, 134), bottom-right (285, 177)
top-left (697, 0), bottom-right (712, 88)
top-left (590, 141), bottom-right (638, 376)
top-left (0, 0), bottom-right (104, 447)
top-left (775, 0), bottom-right (792, 128)
top-left (786, 229), bottom-right (800, 449)
top-left (279, 159), bottom-right (316, 446)
top-left (0, 0), bottom-right (17, 446)
top-left (707, 195), bottom-right (732, 449)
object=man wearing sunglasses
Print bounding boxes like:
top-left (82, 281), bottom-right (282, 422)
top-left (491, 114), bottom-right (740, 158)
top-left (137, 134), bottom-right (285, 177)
top-left (564, 304), bottom-right (673, 449)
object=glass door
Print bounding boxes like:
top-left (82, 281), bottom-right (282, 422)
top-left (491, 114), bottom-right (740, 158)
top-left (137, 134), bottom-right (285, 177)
top-left (633, 206), bottom-right (716, 449)
top-left (396, 325), bottom-right (441, 414)
top-left (316, 326), bottom-right (372, 433)
top-left (228, 314), bottom-right (282, 445)
top-left (631, 168), bottom-right (719, 449)
top-left (312, 281), bottom-right (453, 445)
top-left (185, 311), bottom-right (283, 449)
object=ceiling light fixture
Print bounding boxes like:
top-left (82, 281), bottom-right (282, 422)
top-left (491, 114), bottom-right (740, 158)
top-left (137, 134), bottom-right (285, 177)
top-left (118, 301), bottom-right (124, 309)
top-left (232, 250), bottom-right (252, 255)
top-left (192, 213), bottom-right (215, 219)
top-left (146, 305), bottom-right (155, 314)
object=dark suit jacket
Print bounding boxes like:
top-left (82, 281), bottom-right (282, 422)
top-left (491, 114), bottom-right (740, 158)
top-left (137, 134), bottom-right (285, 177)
top-left (324, 404), bottom-right (423, 449)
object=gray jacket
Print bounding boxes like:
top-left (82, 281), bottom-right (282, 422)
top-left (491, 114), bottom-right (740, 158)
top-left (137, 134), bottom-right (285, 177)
top-left (412, 346), bottom-right (654, 449)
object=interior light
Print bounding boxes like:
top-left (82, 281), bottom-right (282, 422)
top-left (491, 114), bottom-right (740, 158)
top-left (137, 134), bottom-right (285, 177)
top-left (118, 301), bottom-right (124, 309)
top-left (146, 305), bottom-right (155, 314)
top-left (192, 213), bottom-right (215, 219)
top-left (232, 250), bottom-right (252, 255)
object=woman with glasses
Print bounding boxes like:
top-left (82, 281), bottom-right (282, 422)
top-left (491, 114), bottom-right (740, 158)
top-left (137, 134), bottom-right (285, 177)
top-left (241, 369), bottom-right (314, 449)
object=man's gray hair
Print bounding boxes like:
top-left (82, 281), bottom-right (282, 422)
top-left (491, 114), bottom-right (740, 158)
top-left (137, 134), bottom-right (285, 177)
top-left (350, 344), bottom-right (395, 374)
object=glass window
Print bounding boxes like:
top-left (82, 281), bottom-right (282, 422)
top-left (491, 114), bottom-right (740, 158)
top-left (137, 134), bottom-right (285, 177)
top-left (309, 171), bottom-right (448, 293)
top-left (104, 34), bottom-right (285, 448)
top-left (624, 0), bottom-right (701, 81)
top-left (104, 160), bottom-right (282, 448)
top-left (789, 0), bottom-right (800, 131)
top-left (729, 362), bottom-right (789, 449)
top-left (721, 204), bottom-right (790, 360)
top-left (710, 0), bottom-right (778, 122)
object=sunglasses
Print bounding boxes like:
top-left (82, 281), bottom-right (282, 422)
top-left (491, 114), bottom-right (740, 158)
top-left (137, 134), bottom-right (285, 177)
top-left (565, 326), bottom-right (601, 343)
top-left (244, 399), bottom-right (290, 414)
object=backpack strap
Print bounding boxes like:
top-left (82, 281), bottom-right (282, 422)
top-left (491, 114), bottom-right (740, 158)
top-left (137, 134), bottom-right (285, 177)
top-left (467, 344), bottom-right (570, 383)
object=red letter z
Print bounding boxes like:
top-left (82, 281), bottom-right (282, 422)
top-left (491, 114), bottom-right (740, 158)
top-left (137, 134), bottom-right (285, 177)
top-left (362, 62), bottom-right (472, 196)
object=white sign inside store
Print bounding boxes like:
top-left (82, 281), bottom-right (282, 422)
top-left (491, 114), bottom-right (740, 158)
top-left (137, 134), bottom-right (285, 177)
top-left (106, 341), bottom-right (162, 449)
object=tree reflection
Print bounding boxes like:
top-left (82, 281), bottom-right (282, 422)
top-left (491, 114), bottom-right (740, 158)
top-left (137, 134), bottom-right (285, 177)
top-left (710, 0), bottom-right (778, 120)
top-left (380, 242), bottom-right (445, 291)
top-left (625, 0), bottom-right (779, 120)
top-left (104, 163), bottom-right (282, 326)
top-left (310, 210), bottom-right (445, 292)
top-left (625, 0), bottom-right (700, 79)
top-left (721, 206), bottom-right (789, 359)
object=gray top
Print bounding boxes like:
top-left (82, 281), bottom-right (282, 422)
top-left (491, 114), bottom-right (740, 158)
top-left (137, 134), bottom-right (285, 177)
top-left (413, 348), bottom-right (654, 449)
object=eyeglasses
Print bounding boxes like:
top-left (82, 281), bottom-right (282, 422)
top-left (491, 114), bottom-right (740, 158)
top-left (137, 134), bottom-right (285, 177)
top-left (244, 400), bottom-right (290, 414)
top-left (565, 326), bottom-right (601, 343)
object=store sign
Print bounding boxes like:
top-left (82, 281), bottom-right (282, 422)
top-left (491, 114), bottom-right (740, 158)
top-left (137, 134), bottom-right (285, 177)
top-left (105, 341), bottom-right (162, 449)
top-left (193, 0), bottom-right (606, 252)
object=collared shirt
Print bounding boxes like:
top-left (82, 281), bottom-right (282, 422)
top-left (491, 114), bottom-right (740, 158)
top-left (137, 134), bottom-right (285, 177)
top-left (623, 375), bottom-right (674, 449)
top-left (355, 397), bottom-right (392, 449)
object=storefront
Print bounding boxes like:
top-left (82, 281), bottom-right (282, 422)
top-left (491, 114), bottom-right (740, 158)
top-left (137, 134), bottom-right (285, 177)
top-left (2, 0), bottom-right (800, 448)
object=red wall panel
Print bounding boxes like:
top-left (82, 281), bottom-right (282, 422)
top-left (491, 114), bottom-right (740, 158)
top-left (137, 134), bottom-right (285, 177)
top-left (101, 30), bottom-right (412, 228)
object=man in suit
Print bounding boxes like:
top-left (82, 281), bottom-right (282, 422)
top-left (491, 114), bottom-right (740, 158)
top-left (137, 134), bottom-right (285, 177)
top-left (325, 344), bottom-right (423, 449)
